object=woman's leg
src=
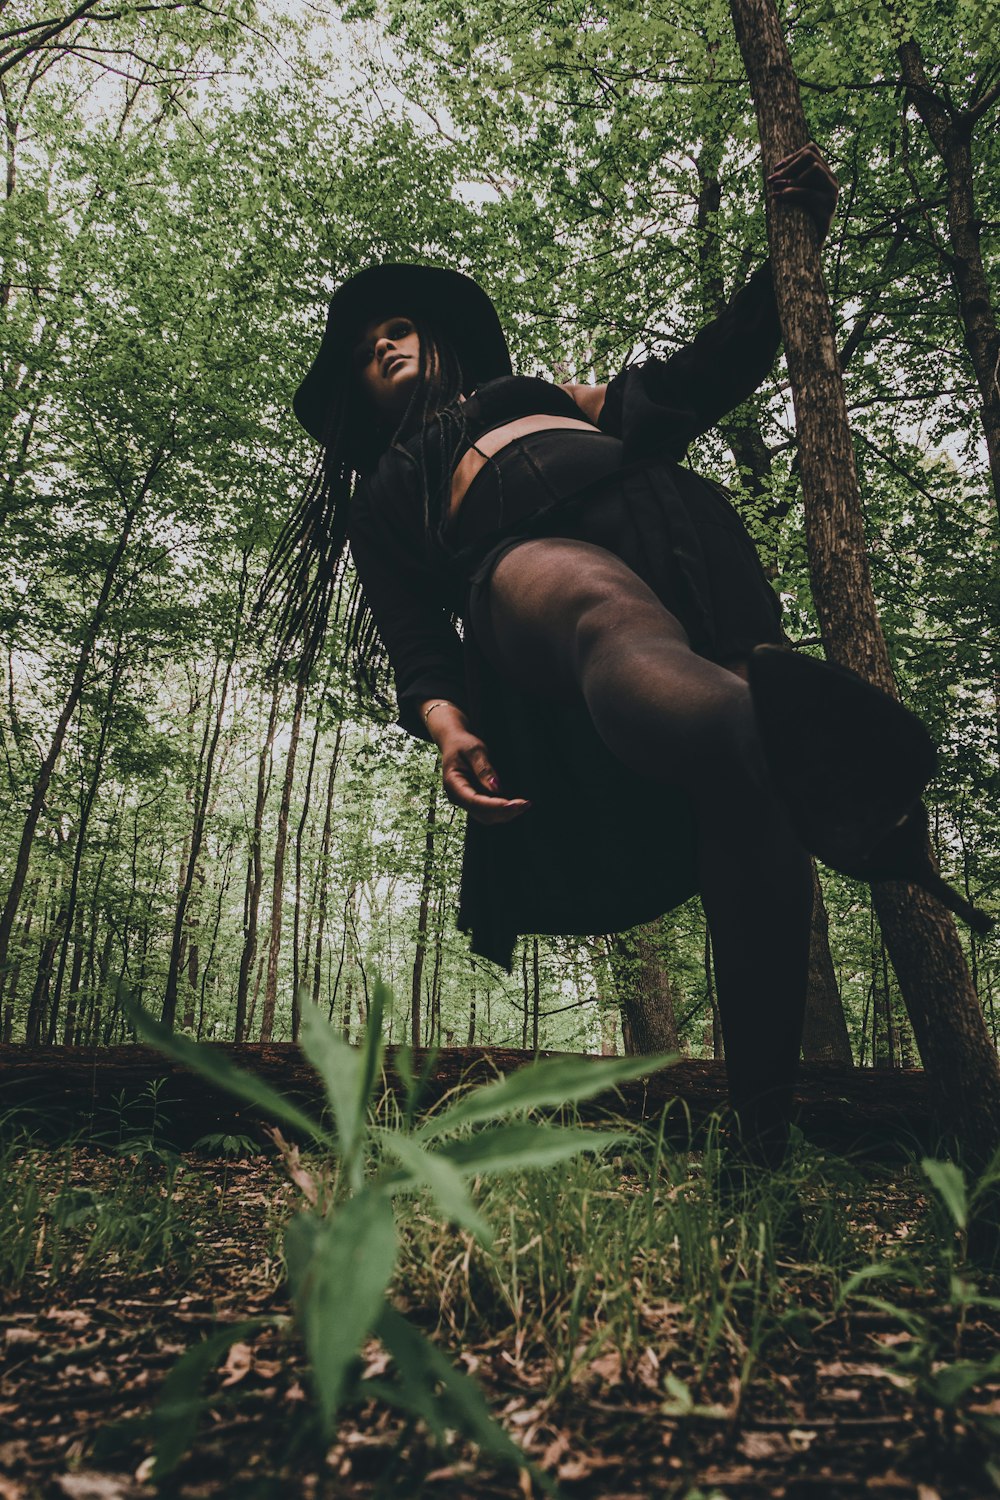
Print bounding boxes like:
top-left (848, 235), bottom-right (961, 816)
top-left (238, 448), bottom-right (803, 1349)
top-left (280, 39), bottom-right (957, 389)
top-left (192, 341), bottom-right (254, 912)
top-left (486, 538), bottom-right (813, 1164)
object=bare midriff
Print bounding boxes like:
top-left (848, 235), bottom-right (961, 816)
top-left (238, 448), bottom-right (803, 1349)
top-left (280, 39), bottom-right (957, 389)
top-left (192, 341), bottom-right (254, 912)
top-left (448, 414), bottom-right (605, 517)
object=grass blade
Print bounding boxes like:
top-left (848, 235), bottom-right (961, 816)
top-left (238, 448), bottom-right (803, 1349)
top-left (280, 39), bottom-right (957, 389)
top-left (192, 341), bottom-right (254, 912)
top-left (124, 997), bottom-right (332, 1149)
top-left (150, 1319), bottom-right (267, 1478)
top-left (375, 1306), bottom-right (529, 1474)
top-left (922, 1157), bottom-right (968, 1231)
top-left (377, 1131), bottom-right (491, 1244)
top-left (437, 1122), bottom-right (623, 1175)
top-left (417, 1052), bottom-right (676, 1140)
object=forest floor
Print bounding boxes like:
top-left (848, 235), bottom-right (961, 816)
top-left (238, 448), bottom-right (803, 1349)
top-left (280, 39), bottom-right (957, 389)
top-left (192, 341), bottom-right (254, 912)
top-left (2, 1141), bottom-right (999, 1499)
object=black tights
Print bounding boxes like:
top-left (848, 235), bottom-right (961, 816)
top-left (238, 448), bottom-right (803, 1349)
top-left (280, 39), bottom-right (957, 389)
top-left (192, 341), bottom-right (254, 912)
top-left (487, 539), bottom-right (814, 1164)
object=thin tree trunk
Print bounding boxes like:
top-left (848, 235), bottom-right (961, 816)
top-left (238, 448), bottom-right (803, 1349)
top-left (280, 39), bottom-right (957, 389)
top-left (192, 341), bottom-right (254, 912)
top-left (801, 865), bottom-right (854, 1063)
top-left (410, 781), bottom-right (437, 1049)
top-left (234, 679), bottom-right (282, 1043)
top-left (467, 958), bottom-right (477, 1046)
top-left (0, 507), bottom-right (137, 980)
top-left (163, 558), bottom-right (248, 1027)
top-left (259, 673), bottom-right (307, 1043)
top-left (896, 36), bottom-right (1000, 511)
top-left (727, 0), bottom-right (1000, 1164)
top-left (310, 723), bottom-right (344, 1023)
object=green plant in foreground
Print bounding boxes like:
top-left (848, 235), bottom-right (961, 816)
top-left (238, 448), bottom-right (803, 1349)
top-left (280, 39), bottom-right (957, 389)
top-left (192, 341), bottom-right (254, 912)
top-left (839, 1155), bottom-right (1000, 1457)
top-left (125, 982), bottom-right (676, 1484)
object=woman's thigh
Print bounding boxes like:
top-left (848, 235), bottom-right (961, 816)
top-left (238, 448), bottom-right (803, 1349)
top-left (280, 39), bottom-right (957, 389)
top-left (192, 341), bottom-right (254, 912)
top-left (485, 537), bottom-right (693, 700)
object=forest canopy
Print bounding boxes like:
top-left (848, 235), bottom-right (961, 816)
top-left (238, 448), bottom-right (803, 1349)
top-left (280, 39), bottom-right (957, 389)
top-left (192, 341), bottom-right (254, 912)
top-left (0, 0), bottom-right (997, 1058)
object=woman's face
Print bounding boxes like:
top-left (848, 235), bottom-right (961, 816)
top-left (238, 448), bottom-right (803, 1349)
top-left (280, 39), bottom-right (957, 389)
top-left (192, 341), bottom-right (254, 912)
top-left (354, 314), bottom-right (422, 418)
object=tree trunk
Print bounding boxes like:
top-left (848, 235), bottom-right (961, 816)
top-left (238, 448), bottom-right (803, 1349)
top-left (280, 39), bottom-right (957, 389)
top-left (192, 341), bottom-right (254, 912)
top-left (0, 508), bottom-right (136, 981)
top-left (896, 37), bottom-right (1000, 512)
top-left (801, 865), bottom-right (854, 1064)
top-left (310, 723), bottom-right (344, 1024)
top-left (234, 679), bottom-right (282, 1043)
top-left (610, 920), bottom-right (680, 1055)
top-left (531, 936), bottom-right (541, 1053)
top-left (259, 673), bottom-right (307, 1044)
top-left (727, 0), bottom-right (1000, 1165)
top-left (163, 559), bottom-right (247, 1028)
top-left (410, 781), bottom-right (437, 1049)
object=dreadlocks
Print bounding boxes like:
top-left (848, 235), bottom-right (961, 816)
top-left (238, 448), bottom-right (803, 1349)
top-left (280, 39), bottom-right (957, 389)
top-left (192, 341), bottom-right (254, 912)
top-left (257, 314), bottom-right (471, 697)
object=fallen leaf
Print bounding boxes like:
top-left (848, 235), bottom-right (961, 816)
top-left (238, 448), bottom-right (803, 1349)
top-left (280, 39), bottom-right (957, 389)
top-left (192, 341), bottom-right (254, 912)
top-left (220, 1342), bottom-right (253, 1387)
top-left (738, 1432), bottom-right (790, 1460)
top-left (55, 1474), bottom-right (136, 1499)
top-left (588, 1349), bottom-right (622, 1388)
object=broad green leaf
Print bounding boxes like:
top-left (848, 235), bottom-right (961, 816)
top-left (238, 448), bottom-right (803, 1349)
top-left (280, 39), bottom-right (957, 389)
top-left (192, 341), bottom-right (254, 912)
top-left (151, 1319), bottom-right (267, 1478)
top-left (417, 1052), bottom-right (677, 1140)
top-left (377, 1131), bottom-right (491, 1244)
top-left (437, 1123), bottom-right (623, 1175)
top-left (928, 1359), bottom-right (1000, 1408)
top-left (359, 979), bottom-right (388, 1108)
top-left (922, 1157), bottom-right (968, 1230)
top-left (299, 1002), bottom-right (365, 1166)
top-left (285, 1191), bottom-right (397, 1431)
top-left (124, 997), bottom-right (332, 1149)
top-left (376, 1305), bottom-right (527, 1473)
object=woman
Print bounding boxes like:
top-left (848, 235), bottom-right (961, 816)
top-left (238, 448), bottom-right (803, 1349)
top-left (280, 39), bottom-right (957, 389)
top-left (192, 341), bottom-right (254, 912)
top-left (266, 143), bottom-right (982, 1165)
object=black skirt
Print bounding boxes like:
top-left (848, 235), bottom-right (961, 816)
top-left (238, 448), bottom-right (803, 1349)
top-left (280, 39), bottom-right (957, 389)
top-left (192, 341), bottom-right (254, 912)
top-left (446, 429), bottom-right (785, 970)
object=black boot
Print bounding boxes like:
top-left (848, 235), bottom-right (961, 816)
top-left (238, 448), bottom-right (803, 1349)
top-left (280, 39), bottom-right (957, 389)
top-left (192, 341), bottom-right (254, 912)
top-left (747, 645), bottom-right (993, 934)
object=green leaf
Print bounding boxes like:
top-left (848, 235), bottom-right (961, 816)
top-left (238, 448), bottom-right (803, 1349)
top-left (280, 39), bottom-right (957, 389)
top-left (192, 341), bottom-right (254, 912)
top-left (299, 1001), bottom-right (365, 1166)
top-left (359, 978), bottom-right (389, 1109)
top-left (377, 1131), bottom-right (492, 1245)
top-left (375, 1305), bottom-right (528, 1473)
top-left (417, 1052), bottom-right (676, 1140)
top-left (124, 997), bottom-right (332, 1149)
top-left (437, 1122), bottom-right (622, 1175)
top-left (927, 1358), bottom-right (1000, 1408)
top-left (922, 1157), bottom-right (968, 1231)
top-left (151, 1320), bottom-right (267, 1478)
top-left (285, 1191), bottom-right (397, 1432)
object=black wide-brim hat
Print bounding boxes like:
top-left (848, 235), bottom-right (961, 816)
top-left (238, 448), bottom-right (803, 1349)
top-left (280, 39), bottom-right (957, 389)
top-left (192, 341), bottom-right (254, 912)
top-left (293, 262), bottom-right (513, 444)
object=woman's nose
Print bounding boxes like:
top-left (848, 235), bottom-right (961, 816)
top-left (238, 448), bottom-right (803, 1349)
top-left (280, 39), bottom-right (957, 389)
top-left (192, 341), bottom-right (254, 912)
top-left (375, 334), bottom-right (395, 360)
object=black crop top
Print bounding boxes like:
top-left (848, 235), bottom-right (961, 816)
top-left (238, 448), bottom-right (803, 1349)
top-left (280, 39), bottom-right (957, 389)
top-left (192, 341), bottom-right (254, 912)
top-left (347, 259), bottom-right (782, 738)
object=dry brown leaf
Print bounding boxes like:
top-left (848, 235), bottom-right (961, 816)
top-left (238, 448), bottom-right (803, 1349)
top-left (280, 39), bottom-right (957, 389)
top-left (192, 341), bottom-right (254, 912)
top-left (738, 1431), bottom-right (791, 1460)
top-left (56, 1474), bottom-right (138, 1499)
top-left (588, 1348), bottom-right (622, 1388)
top-left (265, 1127), bottom-right (318, 1207)
top-left (219, 1341), bottom-right (254, 1387)
top-left (637, 1347), bottom-right (661, 1392)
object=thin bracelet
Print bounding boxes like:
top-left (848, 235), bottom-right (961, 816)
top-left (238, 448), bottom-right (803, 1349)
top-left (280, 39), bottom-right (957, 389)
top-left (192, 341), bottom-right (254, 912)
top-left (422, 700), bottom-right (454, 726)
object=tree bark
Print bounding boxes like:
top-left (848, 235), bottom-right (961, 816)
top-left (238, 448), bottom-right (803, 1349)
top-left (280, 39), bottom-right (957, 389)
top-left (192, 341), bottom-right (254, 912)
top-left (727, 0), bottom-right (1000, 1165)
top-left (0, 507), bottom-right (136, 981)
top-left (896, 36), bottom-right (1000, 512)
top-left (259, 673), bottom-right (307, 1044)
top-left (410, 780), bottom-right (437, 1049)
top-left (234, 679), bottom-right (282, 1044)
top-left (610, 920), bottom-right (680, 1055)
top-left (162, 559), bottom-right (247, 1028)
top-left (801, 865), bottom-right (854, 1064)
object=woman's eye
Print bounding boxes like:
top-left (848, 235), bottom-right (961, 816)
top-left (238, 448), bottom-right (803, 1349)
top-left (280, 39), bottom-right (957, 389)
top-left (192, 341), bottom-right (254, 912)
top-left (390, 321), bottom-right (413, 339)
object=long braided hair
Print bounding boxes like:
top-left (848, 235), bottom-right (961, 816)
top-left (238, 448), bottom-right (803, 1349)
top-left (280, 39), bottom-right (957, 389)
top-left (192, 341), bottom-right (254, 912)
top-left (258, 313), bottom-right (473, 702)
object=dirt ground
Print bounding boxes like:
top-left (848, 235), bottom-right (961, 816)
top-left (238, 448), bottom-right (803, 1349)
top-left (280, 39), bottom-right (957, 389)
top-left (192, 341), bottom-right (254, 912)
top-left (2, 1150), bottom-right (998, 1499)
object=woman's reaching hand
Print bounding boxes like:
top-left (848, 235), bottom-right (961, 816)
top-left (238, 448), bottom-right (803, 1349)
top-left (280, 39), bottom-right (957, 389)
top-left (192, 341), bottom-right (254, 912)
top-left (419, 700), bottom-right (531, 824)
top-left (766, 141), bottom-right (839, 243)
top-left (440, 730), bottom-right (532, 824)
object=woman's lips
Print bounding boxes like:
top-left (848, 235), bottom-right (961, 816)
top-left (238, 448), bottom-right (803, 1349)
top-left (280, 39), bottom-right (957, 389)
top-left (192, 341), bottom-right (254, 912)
top-left (383, 354), bottom-right (409, 377)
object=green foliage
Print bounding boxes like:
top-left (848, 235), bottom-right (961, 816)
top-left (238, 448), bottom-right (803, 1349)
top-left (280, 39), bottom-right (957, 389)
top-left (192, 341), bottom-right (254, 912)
top-left (126, 978), bottom-right (676, 1477)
